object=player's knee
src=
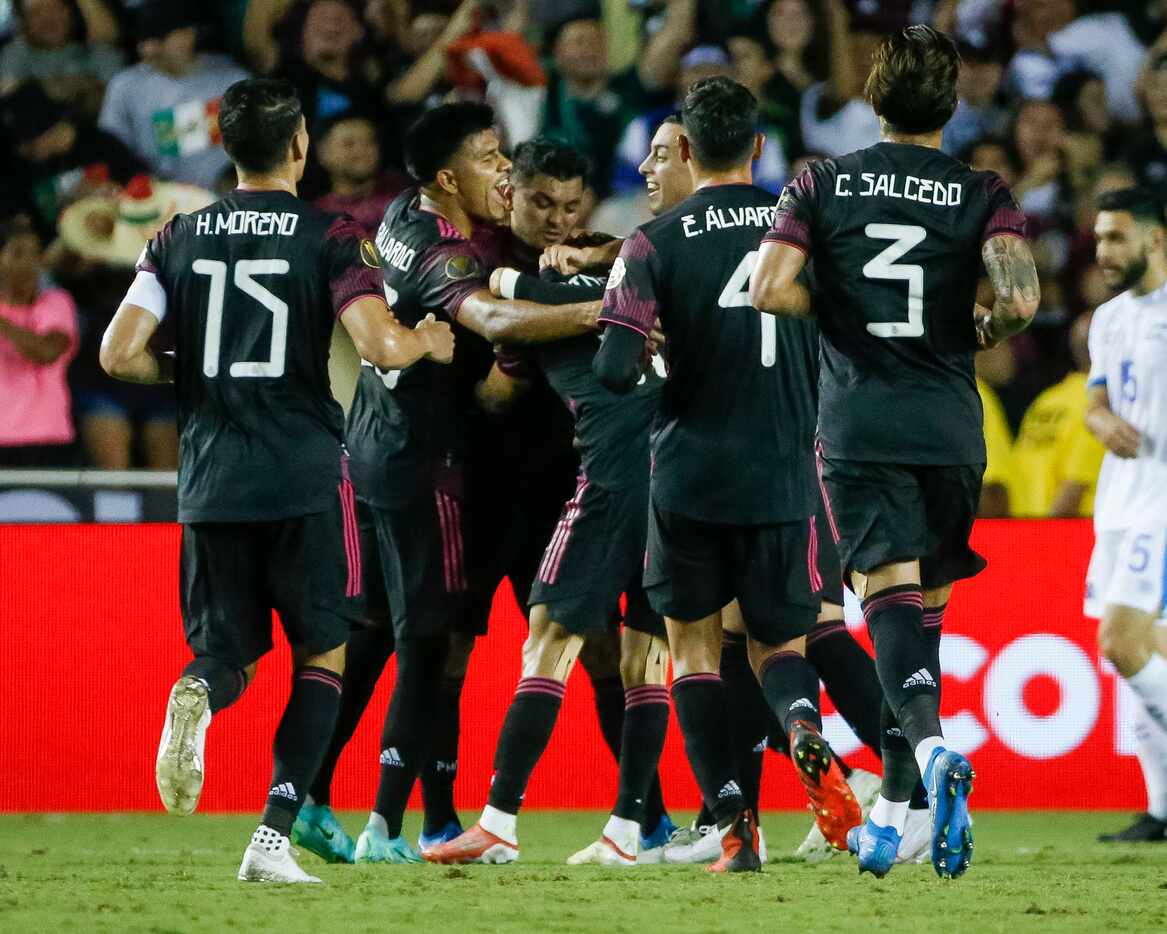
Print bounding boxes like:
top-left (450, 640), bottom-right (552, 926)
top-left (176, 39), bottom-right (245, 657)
top-left (747, 635), bottom-right (805, 677)
top-left (619, 633), bottom-right (669, 686)
top-left (444, 630), bottom-right (476, 678)
top-left (521, 617), bottom-right (583, 680)
top-left (666, 618), bottom-right (721, 677)
top-left (299, 642), bottom-right (346, 675)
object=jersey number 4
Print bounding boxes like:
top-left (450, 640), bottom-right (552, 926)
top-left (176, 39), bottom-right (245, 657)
top-left (863, 224), bottom-right (927, 338)
top-left (718, 250), bottom-right (777, 367)
top-left (193, 259), bottom-right (289, 378)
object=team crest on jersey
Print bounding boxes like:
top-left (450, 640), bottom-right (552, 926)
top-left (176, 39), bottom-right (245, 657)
top-left (445, 253), bottom-right (480, 280)
top-left (605, 257), bottom-right (626, 291)
top-left (359, 239), bottom-right (382, 268)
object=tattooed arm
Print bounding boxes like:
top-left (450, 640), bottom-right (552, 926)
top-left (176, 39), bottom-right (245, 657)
top-left (978, 234), bottom-right (1041, 348)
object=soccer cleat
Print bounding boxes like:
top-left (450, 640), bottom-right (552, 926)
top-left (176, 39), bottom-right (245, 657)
top-left (354, 825), bottom-right (423, 864)
top-left (847, 818), bottom-right (902, 878)
top-left (291, 803), bottom-right (355, 864)
top-left (797, 767), bottom-right (883, 863)
top-left (896, 807), bottom-right (931, 863)
top-left (789, 720), bottom-right (862, 851)
top-left (663, 820), bottom-right (720, 864)
top-left (566, 837), bottom-right (637, 867)
top-left (636, 814), bottom-right (678, 863)
top-left (155, 676), bottom-right (211, 817)
top-left (418, 818), bottom-right (464, 852)
top-left (1097, 813), bottom-right (1167, 843)
top-left (421, 824), bottom-right (519, 865)
top-left (237, 825), bottom-right (322, 883)
top-left (707, 810), bottom-right (762, 873)
top-left (924, 747), bottom-right (975, 879)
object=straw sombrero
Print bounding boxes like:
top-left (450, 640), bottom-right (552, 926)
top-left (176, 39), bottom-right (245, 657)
top-left (58, 174), bottom-right (215, 265)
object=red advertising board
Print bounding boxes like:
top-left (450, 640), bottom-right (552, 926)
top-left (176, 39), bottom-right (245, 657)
top-left (0, 520), bottom-right (1145, 812)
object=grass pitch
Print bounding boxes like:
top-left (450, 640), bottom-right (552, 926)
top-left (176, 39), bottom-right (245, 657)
top-left (0, 811), bottom-right (1164, 933)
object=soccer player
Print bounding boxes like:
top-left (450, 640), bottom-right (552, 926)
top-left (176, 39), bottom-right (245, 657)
top-left (421, 137), bottom-right (672, 867)
top-left (98, 78), bottom-right (455, 883)
top-left (750, 26), bottom-right (1039, 879)
top-left (1085, 188), bottom-right (1167, 843)
top-left (324, 103), bottom-right (601, 865)
top-left (596, 76), bottom-right (859, 874)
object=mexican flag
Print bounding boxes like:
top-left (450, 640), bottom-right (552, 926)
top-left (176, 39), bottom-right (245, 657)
top-left (152, 98), bottom-right (222, 158)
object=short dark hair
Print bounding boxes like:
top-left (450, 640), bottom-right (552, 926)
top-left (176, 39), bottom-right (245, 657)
top-left (219, 79), bottom-right (302, 174)
top-left (0, 214), bottom-right (38, 251)
top-left (661, 112), bottom-right (682, 127)
top-left (864, 25), bottom-right (960, 135)
top-left (1097, 187), bottom-right (1166, 227)
top-left (312, 109), bottom-right (375, 146)
top-left (510, 138), bottom-right (591, 187)
top-left (403, 102), bottom-right (496, 185)
top-left (681, 76), bottom-right (757, 171)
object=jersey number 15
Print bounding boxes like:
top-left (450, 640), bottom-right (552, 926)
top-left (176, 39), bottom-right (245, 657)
top-left (193, 259), bottom-right (289, 378)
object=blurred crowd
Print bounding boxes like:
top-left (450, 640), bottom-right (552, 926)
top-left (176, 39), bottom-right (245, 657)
top-left (0, 0), bottom-right (1161, 517)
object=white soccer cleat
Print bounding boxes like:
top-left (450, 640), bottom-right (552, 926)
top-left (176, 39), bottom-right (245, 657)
top-left (896, 806), bottom-right (931, 864)
top-left (566, 837), bottom-right (637, 867)
top-left (796, 768), bottom-right (880, 862)
top-left (155, 676), bottom-right (211, 816)
top-left (237, 825), bottom-right (322, 883)
top-left (663, 821), bottom-right (720, 864)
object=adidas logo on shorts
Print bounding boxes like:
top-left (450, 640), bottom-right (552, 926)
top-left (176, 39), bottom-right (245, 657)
top-left (269, 782), bottom-right (297, 801)
top-left (789, 697), bottom-right (817, 712)
top-left (380, 747), bottom-right (405, 767)
top-left (902, 668), bottom-right (937, 689)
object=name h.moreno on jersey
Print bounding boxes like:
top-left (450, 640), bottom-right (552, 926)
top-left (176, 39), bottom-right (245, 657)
top-left (682, 204), bottom-right (777, 238)
top-left (834, 173), bottom-right (964, 205)
top-left (195, 210), bottom-right (299, 236)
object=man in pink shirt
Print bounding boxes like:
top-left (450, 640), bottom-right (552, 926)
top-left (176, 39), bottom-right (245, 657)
top-left (0, 216), bottom-right (78, 466)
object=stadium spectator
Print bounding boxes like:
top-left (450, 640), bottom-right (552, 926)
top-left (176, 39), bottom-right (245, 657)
top-left (751, 0), bottom-right (825, 158)
top-left (539, 5), bottom-right (682, 195)
top-left (1124, 48), bottom-right (1167, 196)
top-left (1009, 312), bottom-right (1105, 517)
top-left (943, 41), bottom-right (1007, 157)
top-left (0, 215), bottom-right (78, 467)
top-left (1011, 99), bottom-right (1069, 225)
top-left (98, 2), bottom-right (249, 191)
top-left (0, 80), bottom-right (146, 236)
top-left (0, 0), bottom-right (123, 119)
top-left (313, 111), bottom-right (409, 233)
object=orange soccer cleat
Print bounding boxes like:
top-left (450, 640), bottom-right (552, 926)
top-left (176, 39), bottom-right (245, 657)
top-left (789, 720), bottom-right (863, 850)
top-left (706, 810), bottom-right (762, 873)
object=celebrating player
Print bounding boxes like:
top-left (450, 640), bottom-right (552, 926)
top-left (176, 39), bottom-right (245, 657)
top-left (596, 76), bottom-right (859, 874)
top-left (1085, 188), bottom-right (1167, 844)
top-left (99, 78), bottom-right (454, 883)
top-left (751, 26), bottom-right (1039, 879)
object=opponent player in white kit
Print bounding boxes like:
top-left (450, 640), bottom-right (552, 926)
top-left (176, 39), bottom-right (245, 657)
top-left (1085, 188), bottom-right (1167, 843)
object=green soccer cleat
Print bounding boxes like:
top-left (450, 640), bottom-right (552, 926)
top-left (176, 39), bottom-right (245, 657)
top-left (354, 824), bottom-right (423, 864)
top-left (292, 803), bottom-right (355, 864)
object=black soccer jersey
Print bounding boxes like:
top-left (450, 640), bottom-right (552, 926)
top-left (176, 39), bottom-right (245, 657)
top-left (503, 269), bottom-right (663, 492)
top-left (600, 183), bottom-right (817, 525)
top-left (346, 189), bottom-right (509, 508)
top-left (765, 141), bottom-right (1027, 465)
top-left (137, 188), bottom-right (383, 523)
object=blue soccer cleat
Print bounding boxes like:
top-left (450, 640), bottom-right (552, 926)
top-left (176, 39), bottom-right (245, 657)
top-left (355, 824), bottom-right (423, 864)
top-left (640, 814), bottom-right (678, 852)
top-left (924, 747), bottom-right (975, 879)
top-left (418, 819), bottom-right (464, 852)
top-left (847, 819), bottom-right (901, 878)
top-left (292, 803), bottom-right (356, 864)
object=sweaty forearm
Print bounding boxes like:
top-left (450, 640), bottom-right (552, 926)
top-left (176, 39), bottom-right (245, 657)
top-left (463, 293), bottom-right (599, 344)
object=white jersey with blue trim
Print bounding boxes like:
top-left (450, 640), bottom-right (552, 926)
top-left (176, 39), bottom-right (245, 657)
top-left (1087, 283), bottom-right (1167, 531)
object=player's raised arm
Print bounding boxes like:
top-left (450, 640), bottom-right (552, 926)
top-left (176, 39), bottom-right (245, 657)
top-left (977, 234), bottom-right (1041, 347)
top-left (456, 289), bottom-right (600, 344)
top-left (751, 171), bottom-right (815, 317)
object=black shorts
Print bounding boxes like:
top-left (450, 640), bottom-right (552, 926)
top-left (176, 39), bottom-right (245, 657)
top-left (644, 498), bottom-right (819, 645)
top-left (812, 492), bottom-right (845, 607)
top-left (817, 456), bottom-right (987, 590)
top-left (359, 489), bottom-right (470, 641)
top-left (180, 499), bottom-right (363, 669)
top-left (528, 478), bottom-right (665, 638)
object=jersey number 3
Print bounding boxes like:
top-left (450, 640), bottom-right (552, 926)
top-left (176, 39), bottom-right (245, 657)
top-left (193, 258), bottom-right (289, 378)
top-left (863, 224), bottom-right (927, 338)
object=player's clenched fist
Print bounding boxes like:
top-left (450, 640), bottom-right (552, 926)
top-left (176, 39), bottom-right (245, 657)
top-left (416, 313), bottom-right (455, 363)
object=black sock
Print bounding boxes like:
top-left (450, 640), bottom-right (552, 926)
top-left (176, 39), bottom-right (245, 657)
top-left (720, 633), bottom-right (769, 814)
top-left (806, 619), bottom-right (884, 758)
top-left (908, 602), bottom-right (945, 806)
top-left (696, 803), bottom-right (714, 828)
top-left (262, 666), bottom-right (343, 835)
top-left (671, 673), bottom-right (742, 826)
top-left (421, 676), bottom-right (465, 833)
top-left (372, 635), bottom-right (447, 837)
top-left (613, 685), bottom-right (669, 825)
top-left (309, 625), bottom-right (395, 805)
top-left (589, 674), bottom-right (626, 763)
top-left (486, 677), bottom-right (566, 814)
top-left (766, 709), bottom-right (790, 757)
top-left (642, 775), bottom-right (667, 835)
top-left (758, 650), bottom-right (823, 736)
top-left (182, 657), bottom-right (247, 713)
top-left (878, 699), bottom-right (919, 804)
top-left (863, 585), bottom-right (941, 748)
